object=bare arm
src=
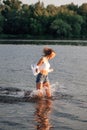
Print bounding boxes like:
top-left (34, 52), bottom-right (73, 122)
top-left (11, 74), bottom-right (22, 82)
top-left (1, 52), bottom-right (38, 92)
top-left (36, 57), bottom-right (44, 73)
top-left (37, 57), bottom-right (44, 66)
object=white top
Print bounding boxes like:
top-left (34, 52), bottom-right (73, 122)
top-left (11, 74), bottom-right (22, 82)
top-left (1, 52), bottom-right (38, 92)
top-left (31, 58), bottom-right (51, 76)
top-left (39, 58), bottom-right (50, 71)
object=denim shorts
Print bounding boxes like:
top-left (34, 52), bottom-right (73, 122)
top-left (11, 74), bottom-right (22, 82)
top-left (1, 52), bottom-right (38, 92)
top-left (36, 73), bottom-right (49, 83)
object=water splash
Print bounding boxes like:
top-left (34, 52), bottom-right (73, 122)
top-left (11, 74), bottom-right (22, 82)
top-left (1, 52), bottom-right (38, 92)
top-left (24, 81), bottom-right (66, 100)
top-left (29, 82), bottom-right (65, 98)
top-left (51, 82), bottom-right (66, 95)
top-left (51, 82), bottom-right (59, 93)
top-left (29, 88), bottom-right (46, 98)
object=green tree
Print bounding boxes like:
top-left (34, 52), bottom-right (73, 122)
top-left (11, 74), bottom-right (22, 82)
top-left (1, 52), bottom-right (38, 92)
top-left (78, 3), bottom-right (87, 38)
top-left (78, 3), bottom-right (87, 15)
top-left (0, 0), bottom-right (86, 39)
top-left (67, 3), bottom-right (79, 12)
top-left (3, 0), bottom-right (22, 11)
top-left (68, 14), bottom-right (83, 38)
top-left (33, 1), bottom-right (44, 17)
top-left (0, 12), bottom-right (4, 33)
top-left (2, 0), bottom-right (22, 34)
top-left (56, 13), bottom-right (83, 38)
top-left (46, 4), bottom-right (58, 16)
top-left (50, 19), bottom-right (72, 38)
top-left (29, 18), bottom-right (43, 35)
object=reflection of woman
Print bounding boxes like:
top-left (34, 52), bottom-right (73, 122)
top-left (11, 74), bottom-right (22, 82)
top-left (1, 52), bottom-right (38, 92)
top-left (35, 99), bottom-right (52, 130)
top-left (36, 47), bottom-right (56, 98)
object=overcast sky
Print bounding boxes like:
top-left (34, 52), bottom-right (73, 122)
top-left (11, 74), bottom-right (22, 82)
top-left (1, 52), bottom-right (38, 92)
top-left (21, 0), bottom-right (87, 6)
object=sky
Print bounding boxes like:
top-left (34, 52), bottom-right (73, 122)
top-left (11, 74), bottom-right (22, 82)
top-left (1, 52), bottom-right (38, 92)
top-left (21, 0), bottom-right (87, 6)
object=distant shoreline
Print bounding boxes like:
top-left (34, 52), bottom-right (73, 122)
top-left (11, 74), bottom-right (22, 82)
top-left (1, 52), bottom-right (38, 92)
top-left (0, 39), bottom-right (87, 45)
top-left (0, 39), bottom-right (87, 42)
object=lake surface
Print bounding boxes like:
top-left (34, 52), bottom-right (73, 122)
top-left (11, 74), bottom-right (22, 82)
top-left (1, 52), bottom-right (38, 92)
top-left (0, 44), bottom-right (87, 130)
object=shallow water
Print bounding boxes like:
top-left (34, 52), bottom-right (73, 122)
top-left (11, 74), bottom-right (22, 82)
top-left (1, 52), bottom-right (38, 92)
top-left (0, 44), bottom-right (87, 130)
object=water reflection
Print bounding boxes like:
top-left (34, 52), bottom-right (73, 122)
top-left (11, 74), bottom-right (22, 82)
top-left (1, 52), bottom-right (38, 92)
top-left (34, 99), bottom-right (52, 130)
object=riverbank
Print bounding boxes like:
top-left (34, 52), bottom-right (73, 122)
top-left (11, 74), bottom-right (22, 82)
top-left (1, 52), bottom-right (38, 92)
top-left (0, 39), bottom-right (87, 45)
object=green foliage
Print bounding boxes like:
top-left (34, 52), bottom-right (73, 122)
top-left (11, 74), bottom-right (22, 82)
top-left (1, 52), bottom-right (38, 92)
top-left (50, 19), bottom-right (72, 38)
top-left (0, 0), bottom-right (87, 39)
top-left (67, 3), bottom-right (78, 12)
top-left (78, 3), bottom-right (87, 15)
top-left (0, 12), bottom-right (4, 33)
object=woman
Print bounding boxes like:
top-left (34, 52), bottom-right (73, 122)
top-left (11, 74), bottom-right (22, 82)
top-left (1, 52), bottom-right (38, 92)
top-left (35, 47), bottom-right (56, 98)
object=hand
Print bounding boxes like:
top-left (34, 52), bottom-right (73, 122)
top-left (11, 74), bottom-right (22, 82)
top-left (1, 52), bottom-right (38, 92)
top-left (36, 68), bottom-right (39, 73)
top-left (48, 68), bottom-right (53, 72)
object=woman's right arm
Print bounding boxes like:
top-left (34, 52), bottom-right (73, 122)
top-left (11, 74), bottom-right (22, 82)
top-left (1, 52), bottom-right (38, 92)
top-left (36, 57), bottom-right (44, 73)
top-left (37, 57), bottom-right (44, 66)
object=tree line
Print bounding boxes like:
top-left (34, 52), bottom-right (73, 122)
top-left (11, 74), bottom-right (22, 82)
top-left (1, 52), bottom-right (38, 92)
top-left (0, 0), bottom-right (87, 39)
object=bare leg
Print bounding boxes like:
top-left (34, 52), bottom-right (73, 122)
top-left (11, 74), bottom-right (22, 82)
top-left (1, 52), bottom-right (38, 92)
top-left (43, 82), bottom-right (51, 98)
top-left (36, 83), bottom-right (43, 98)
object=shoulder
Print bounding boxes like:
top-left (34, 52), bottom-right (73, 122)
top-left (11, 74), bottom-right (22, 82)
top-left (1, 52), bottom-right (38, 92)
top-left (42, 57), bottom-right (45, 61)
top-left (40, 57), bottom-right (44, 62)
top-left (42, 57), bottom-right (47, 62)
